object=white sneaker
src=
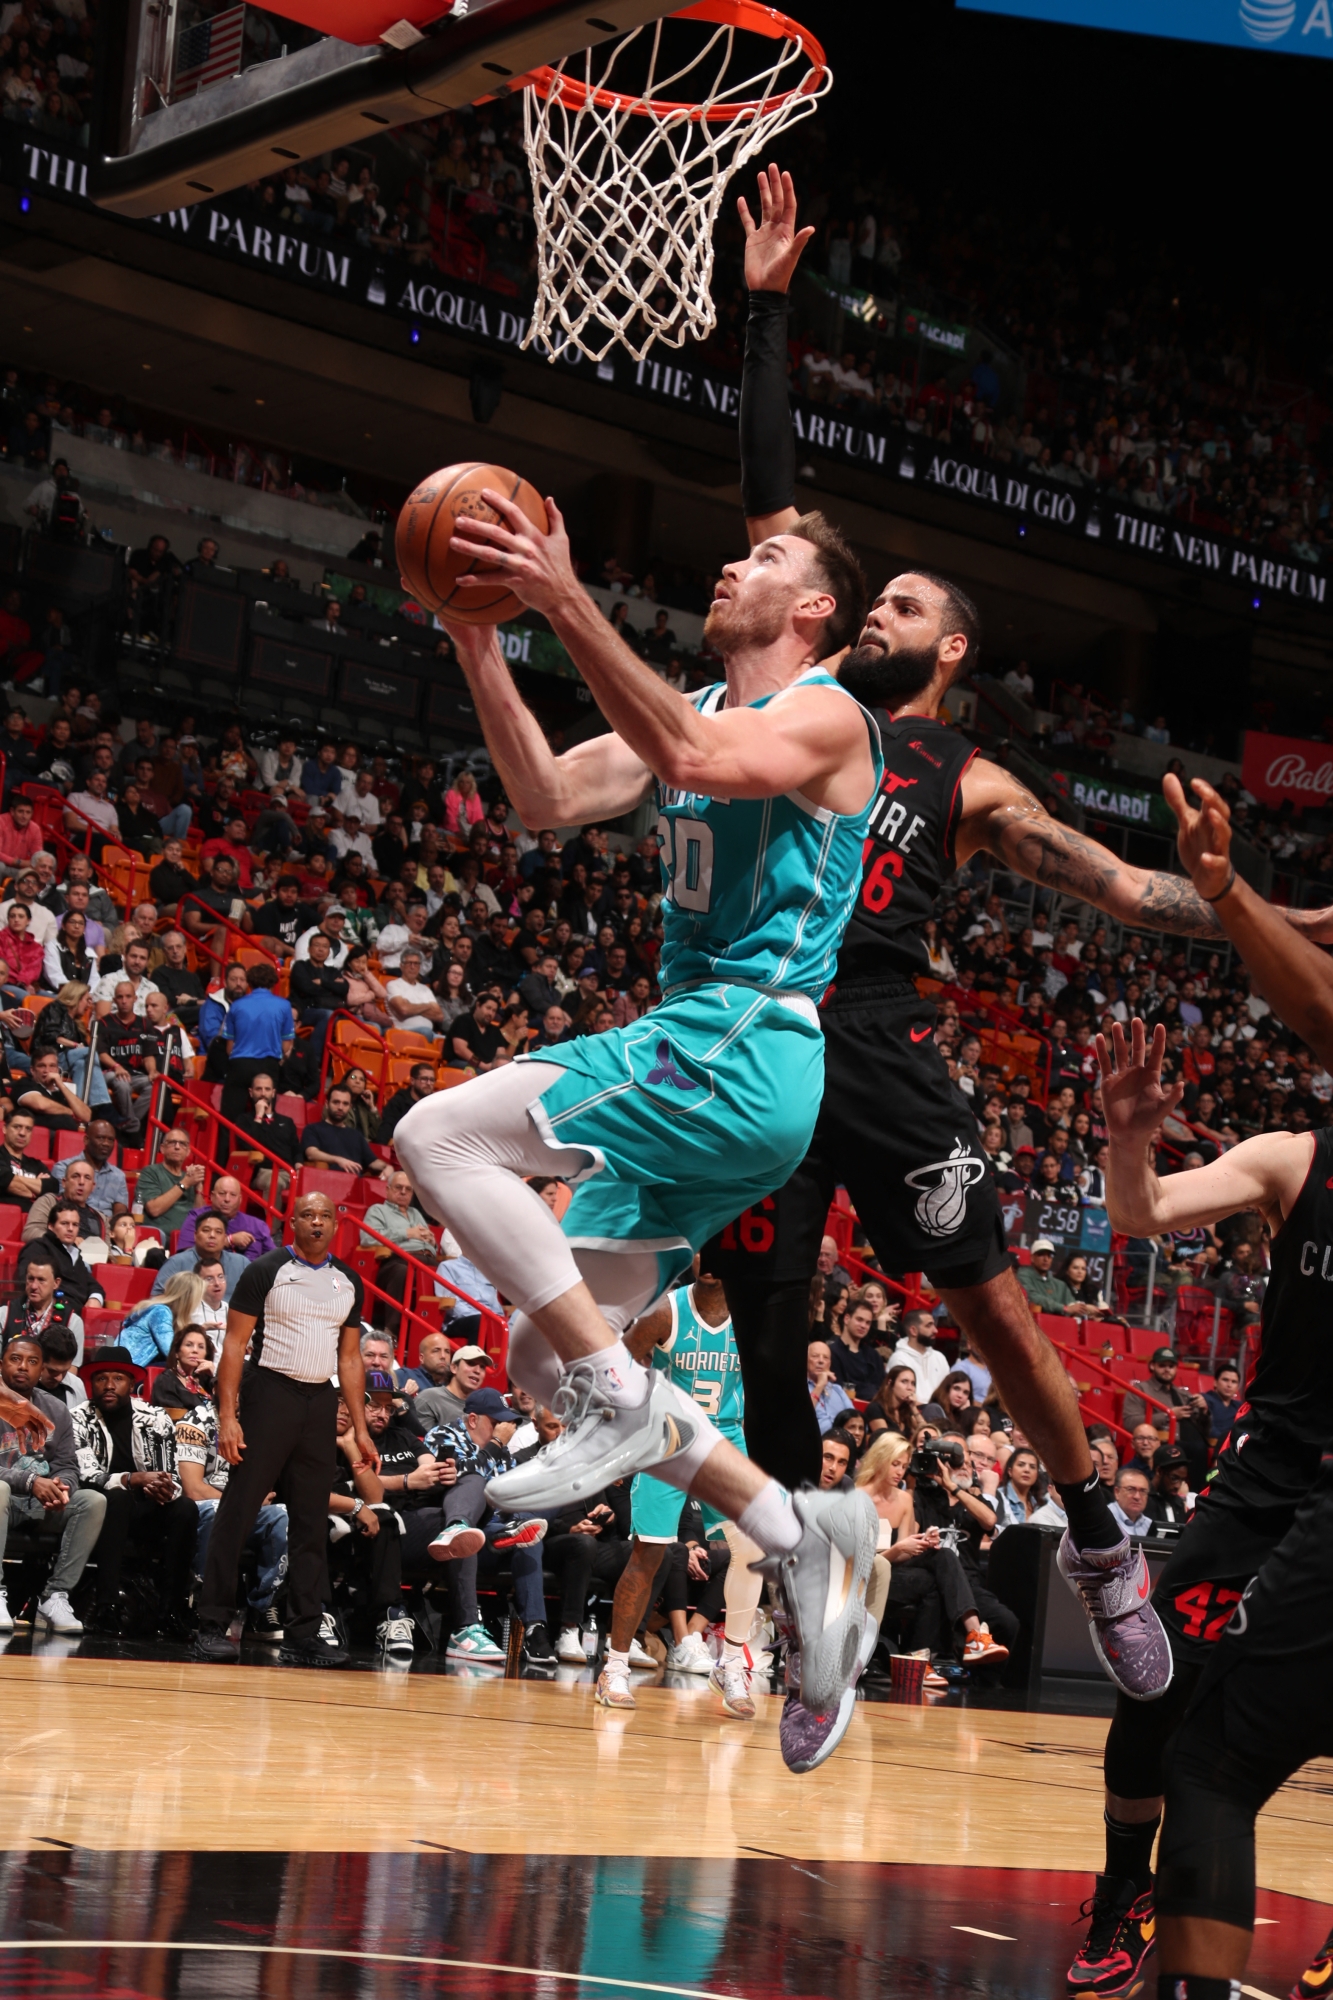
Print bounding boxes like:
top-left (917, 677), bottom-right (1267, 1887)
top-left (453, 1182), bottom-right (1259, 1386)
top-left (429, 1522), bottom-right (486, 1562)
top-left (556, 1626), bottom-right (587, 1663)
top-left (35, 1592), bottom-right (82, 1635)
top-left (627, 1636), bottom-right (657, 1668)
top-left (377, 1615), bottom-right (415, 1659)
top-left (0, 1589), bottom-right (12, 1633)
top-left (709, 1652), bottom-right (756, 1718)
top-left (484, 1363), bottom-right (699, 1513)
top-left (665, 1631), bottom-right (713, 1674)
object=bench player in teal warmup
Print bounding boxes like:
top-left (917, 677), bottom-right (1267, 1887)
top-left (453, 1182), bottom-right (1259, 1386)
top-left (597, 1265), bottom-right (766, 1718)
top-left (394, 467), bottom-right (883, 1721)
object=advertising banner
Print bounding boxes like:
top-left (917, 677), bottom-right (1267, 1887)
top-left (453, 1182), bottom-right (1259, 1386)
top-left (1048, 768), bottom-right (1177, 834)
top-left (957, 0), bottom-right (1333, 63)
top-left (1241, 730), bottom-right (1333, 808)
top-left (5, 130), bottom-right (1329, 621)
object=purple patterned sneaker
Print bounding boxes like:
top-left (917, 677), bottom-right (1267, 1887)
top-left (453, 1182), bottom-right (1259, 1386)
top-left (1057, 1533), bottom-right (1173, 1701)
top-left (778, 1614), bottom-right (878, 1774)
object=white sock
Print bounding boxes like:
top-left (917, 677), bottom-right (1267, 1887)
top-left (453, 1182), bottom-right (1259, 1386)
top-left (584, 1339), bottom-right (649, 1408)
top-left (737, 1480), bottom-right (801, 1557)
top-left (722, 1636), bottom-right (751, 1665)
top-left (605, 1647), bottom-right (631, 1678)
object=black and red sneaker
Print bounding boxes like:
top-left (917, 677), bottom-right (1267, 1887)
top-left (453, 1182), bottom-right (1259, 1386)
top-left (1290, 1926), bottom-right (1333, 2000)
top-left (1067, 1875), bottom-right (1155, 1997)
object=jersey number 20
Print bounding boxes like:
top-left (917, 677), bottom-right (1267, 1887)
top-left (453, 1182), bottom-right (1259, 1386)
top-left (657, 813), bottom-right (714, 914)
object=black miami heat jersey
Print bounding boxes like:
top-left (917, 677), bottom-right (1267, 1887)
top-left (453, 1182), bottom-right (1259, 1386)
top-left (1228, 1126), bottom-right (1333, 1455)
top-left (834, 714), bottom-right (976, 986)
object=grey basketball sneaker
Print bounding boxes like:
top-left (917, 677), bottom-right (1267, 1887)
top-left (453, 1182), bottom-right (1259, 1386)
top-left (1057, 1532), bottom-right (1173, 1701)
top-left (754, 1485), bottom-right (877, 1716)
top-left (779, 1606), bottom-right (879, 1774)
top-left (484, 1358), bottom-right (700, 1513)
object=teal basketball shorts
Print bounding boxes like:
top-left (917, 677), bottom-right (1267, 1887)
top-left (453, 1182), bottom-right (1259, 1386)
top-left (631, 1429), bottom-right (748, 1543)
top-left (521, 981), bottom-right (824, 1295)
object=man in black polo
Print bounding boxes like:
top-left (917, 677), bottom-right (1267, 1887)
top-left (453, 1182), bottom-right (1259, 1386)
top-left (193, 1192), bottom-right (378, 1667)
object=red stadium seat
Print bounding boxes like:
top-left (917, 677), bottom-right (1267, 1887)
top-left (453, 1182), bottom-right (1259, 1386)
top-left (96, 1264), bottom-right (155, 1305)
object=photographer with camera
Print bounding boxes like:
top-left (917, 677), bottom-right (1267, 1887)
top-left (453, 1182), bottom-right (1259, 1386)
top-left (854, 1431), bottom-right (1011, 1678)
top-left (909, 1426), bottom-right (1020, 1662)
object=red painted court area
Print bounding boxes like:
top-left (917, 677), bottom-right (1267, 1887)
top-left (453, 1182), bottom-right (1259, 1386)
top-left (0, 1852), bottom-right (1323, 1998)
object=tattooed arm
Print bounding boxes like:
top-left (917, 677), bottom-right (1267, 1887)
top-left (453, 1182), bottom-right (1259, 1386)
top-left (956, 762), bottom-right (1230, 936)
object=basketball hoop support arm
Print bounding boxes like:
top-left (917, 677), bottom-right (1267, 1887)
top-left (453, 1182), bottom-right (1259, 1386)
top-left (92, 0), bottom-right (690, 218)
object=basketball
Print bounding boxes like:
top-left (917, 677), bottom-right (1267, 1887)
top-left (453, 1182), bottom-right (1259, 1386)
top-left (395, 462), bottom-right (550, 625)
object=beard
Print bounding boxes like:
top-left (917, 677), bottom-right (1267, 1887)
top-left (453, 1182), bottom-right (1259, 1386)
top-left (702, 590), bottom-right (789, 656)
top-left (837, 636), bottom-right (939, 709)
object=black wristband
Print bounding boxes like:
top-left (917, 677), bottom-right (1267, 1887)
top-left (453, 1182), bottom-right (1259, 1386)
top-left (1202, 866), bottom-right (1237, 905)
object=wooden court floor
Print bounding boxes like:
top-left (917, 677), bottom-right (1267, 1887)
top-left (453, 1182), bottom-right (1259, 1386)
top-left (0, 1659), bottom-right (1328, 1999)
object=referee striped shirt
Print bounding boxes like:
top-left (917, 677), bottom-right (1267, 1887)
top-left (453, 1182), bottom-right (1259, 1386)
top-left (230, 1248), bottom-right (364, 1383)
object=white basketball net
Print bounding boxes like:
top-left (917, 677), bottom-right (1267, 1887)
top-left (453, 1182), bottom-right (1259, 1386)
top-left (520, 4), bottom-right (830, 364)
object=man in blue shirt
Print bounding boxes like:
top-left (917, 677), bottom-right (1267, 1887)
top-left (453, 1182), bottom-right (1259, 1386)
top-left (221, 963), bottom-right (294, 1124)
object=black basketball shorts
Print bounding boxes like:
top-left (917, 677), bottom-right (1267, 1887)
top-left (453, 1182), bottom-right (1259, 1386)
top-left (705, 980), bottom-right (1010, 1291)
top-left (1152, 1431), bottom-right (1321, 1671)
top-left (1180, 1449), bottom-right (1333, 1779)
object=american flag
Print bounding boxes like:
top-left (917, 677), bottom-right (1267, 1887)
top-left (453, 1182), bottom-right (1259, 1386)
top-left (173, 5), bottom-right (246, 97)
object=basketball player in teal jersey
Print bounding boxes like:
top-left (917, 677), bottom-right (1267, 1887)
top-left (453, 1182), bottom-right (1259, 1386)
top-left (595, 1267), bottom-right (766, 1719)
top-left (395, 466), bottom-right (885, 1718)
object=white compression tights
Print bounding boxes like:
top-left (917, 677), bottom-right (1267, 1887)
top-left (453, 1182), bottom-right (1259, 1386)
top-left (394, 1062), bottom-right (729, 1493)
top-left (394, 1064), bottom-right (663, 1402)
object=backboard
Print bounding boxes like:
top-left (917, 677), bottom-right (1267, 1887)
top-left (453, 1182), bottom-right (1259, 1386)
top-left (93, 0), bottom-right (686, 218)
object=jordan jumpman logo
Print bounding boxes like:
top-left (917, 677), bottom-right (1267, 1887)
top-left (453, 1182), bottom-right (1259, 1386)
top-left (645, 1040), bottom-right (698, 1091)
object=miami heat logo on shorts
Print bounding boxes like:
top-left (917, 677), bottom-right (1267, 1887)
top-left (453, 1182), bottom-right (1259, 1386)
top-left (904, 1140), bottom-right (988, 1238)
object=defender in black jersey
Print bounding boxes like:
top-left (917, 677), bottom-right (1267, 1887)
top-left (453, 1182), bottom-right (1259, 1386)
top-left (1086, 779), bottom-right (1333, 2000)
top-left (706, 169), bottom-right (1333, 1744)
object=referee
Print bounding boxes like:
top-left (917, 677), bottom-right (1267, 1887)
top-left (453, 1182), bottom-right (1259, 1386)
top-left (193, 1192), bottom-right (379, 1667)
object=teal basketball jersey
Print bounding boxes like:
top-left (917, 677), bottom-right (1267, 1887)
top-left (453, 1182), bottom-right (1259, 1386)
top-left (651, 1283), bottom-right (744, 1434)
top-left (654, 665), bottom-right (882, 1001)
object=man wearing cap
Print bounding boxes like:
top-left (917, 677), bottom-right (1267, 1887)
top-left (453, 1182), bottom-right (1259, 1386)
top-left (0, 1334), bottom-right (105, 1635)
top-left (294, 907), bottom-right (350, 968)
top-left (1016, 1238), bottom-right (1078, 1315)
top-left (193, 1192), bottom-right (376, 1668)
top-left (1121, 1344), bottom-right (1209, 1486)
top-left (1145, 1445), bottom-right (1193, 1534)
top-left (886, 1306), bottom-right (951, 1404)
top-left (415, 1341), bottom-right (491, 1435)
top-left (72, 1346), bottom-right (197, 1636)
top-left (421, 1386), bottom-right (550, 1664)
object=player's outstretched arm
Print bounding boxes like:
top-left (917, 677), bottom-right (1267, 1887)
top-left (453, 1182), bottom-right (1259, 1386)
top-left (961, 760), bottom-right (1333, 942)
top-left (442, 618), bottom-right (652, 827)
top-left (1097, 1017), bottom-right (1310, 1237)
top-left (1166, 770), bottom-right (1333, 1066)
top-left (737, 164), bottom-right (810, 548)
top-left (447, 499), bottom-right (873, 809)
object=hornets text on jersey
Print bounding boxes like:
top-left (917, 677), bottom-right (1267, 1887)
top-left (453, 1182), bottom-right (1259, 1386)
top-left (650, 1284), bottom-right (745, 1435)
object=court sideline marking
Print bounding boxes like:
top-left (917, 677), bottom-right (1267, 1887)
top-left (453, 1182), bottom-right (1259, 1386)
top-left (0, 1939), bottom-right (738, 1996)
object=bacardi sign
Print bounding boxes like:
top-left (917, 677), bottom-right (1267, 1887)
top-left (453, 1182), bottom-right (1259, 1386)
top-left (1241, 730), bottom-right (1333, 807)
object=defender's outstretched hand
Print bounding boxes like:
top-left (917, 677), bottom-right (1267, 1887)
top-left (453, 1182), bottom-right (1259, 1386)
top-left (738, 164), bottom-right (814, 296)
top-left (1163, 772), bottom-right (1233, 902)
top-left (448, 491), bottom-right (575, 618)
top-left (1095, 1018), bottom-right (1184, 1152)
